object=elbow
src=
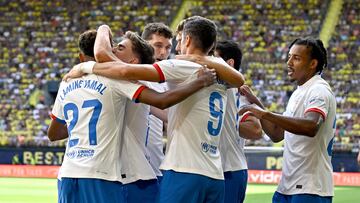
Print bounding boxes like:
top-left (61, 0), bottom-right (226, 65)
top-left (156, 102), bottom-right (170, 110)
top-left (47, 133), bottom-right (57, 142)
top-left (94, 49), bottom-right (111, 63)
top-left (304, 129), bottom-right (317, 138)
top-left (303, 124), bottom-right (319, 137)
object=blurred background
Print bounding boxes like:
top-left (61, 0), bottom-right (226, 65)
top-left (0, 0), bottom-right (359, 202)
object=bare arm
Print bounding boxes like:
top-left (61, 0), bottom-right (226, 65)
top-left (150, 106), bottom-right (168, 123)
top-left (47, 120), bottom-right (68, 141)
top-left (92, 62), bottom-right (161, 81)
top-left (239, 104), bottom-right (322, 141)
top-left (239, 85), bottom-right (284, 142)
top-left (238, 115), bottom-right (263, 140)
top-left (358, 151), bottom-right (360, 165)
top-left (176, 54), bottom-right (245, 87)
top-left (94, 25), bottom-right (119, 62)
top-left (137, 68), bottom-right (216, 109)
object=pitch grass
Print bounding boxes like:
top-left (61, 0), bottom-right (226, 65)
top-left (0, 178), bottom-right (359, 203)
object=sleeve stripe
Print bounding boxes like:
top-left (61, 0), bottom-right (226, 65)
top-left (240, 112), bottom-right (251, 123)
top-left (305, 108), bottom-right (326, 120)
top-left (50, 113), bottom-right (66, 124)
top-left (153, 63), bottom-right (165, 83)
top-left (132, 85), bottom-right (147, 103)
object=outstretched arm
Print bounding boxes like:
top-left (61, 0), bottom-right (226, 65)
top-left (239, 85), bottom-right (284, 142)
top-left (176, 54), bottom-right (245, 87)
top-left (138, 67), bottom-right (216, 109)
top-left (47, 120), bottom-right (68, 141)
top-left (239, 85), bottom-right (323, 141)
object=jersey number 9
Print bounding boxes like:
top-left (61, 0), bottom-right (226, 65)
top-left (207, 92), bottom-right (224, 136)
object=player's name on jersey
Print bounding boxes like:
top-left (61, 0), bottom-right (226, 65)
top-left (60, 79), bottom-right (107, 100)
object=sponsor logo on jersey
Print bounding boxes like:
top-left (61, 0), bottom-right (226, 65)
top-left (66, 148), bottom-right (95, 159)
top-left (201, 142), bottom-right (218, 155)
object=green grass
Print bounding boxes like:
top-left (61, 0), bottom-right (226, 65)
top-left (0, 178), bottom-right (359, 203)
top-left (0, 178), bottom-right (57, 203)
top-left (245, 184), bottom-right (360, 203)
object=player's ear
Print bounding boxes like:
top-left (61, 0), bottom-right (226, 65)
top-left (79, 53), bottom-right (85, 62)
top-left (130, 57), bottom-right (140, 64)
top-left (310, 59), bottom-right (318, 71)
top-left (185, 35), bottom-right (191, 48)
top-left (226, 58), bottom-right (235, 67)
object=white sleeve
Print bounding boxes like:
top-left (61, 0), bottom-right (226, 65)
top-left (153, 59), bottom-right (202, 84)
top-left (304, 85), bottom-right (330, 120)
top-left (109, 79), bottom-right (148, 103)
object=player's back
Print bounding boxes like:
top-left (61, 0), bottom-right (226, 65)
top-left (54, 74), bottom-right (142, 182)
top-left (120, 98), bottom-right (157, 184)
top-left (157, 58), bottom-right (228, 180)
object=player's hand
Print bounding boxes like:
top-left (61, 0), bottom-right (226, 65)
top-left (176, 54), bottom-right (206, 65)
top-left (239, 85), bottom-right (263, 107)
top-left (63, 63), bottom-right (86, 82)
top-left (197, 66), bottom-right (217, 87)
top-left (238, 104), bottom-right (266, 119)
top-left (357, 151), bottom-right (360, 165)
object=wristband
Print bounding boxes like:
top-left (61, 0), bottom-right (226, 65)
top-left (81, 61), bottom-right (96, 74)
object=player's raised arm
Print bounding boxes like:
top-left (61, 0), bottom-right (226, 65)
top-left (176, 54), bottom-right (245, 87)
top-left (94, 25), bottom-right (119, 62)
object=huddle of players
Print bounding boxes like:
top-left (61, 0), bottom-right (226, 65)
top-left (48, 15), bottom-right (335, 203)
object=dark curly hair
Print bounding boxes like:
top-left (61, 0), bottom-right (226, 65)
top-left (289, 37), bottom-right (328, 74)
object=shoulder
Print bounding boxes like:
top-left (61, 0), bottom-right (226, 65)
top-left (157, 59), bottom-right (202, 69)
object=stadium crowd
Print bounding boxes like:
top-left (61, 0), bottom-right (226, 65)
top-left (0, 0), bottom-right (359, 151)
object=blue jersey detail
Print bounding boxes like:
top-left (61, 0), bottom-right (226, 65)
top-left (207, 92), bottom-right (224, 136)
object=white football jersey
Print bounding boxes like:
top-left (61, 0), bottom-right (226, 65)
top-left (219, 88), bottom-right (251, 172)
top-left (278, 75), bottom-right (336, 196)
top-left (51, 74), bottom-right (145, 182)
top-left (120, 95), bottom-right (157, 184)
top-left (146, 82), bottom-right (168, 177)
top-left (155, 58), bottom-right (228, 180)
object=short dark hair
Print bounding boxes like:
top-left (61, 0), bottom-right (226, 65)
top-left (79, 30), bottom-right (97, 58)
top-left (142, 22), bottom-right (173, 40)
top-left (216, 40), bottom-right (242, 71)
top-left (182, 16), bottom-right (217, 54)
top-left (124, 31), bottom-right (155, 64)
top-left (289, 37), bottom-right (327, 74)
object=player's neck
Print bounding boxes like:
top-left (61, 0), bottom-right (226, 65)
top-left (186, 47), bottom-right (206, 56)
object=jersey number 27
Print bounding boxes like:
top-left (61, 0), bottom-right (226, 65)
top-left (64, 99), bottom-right (102, 147)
